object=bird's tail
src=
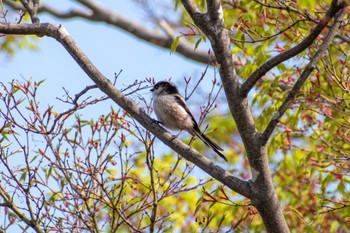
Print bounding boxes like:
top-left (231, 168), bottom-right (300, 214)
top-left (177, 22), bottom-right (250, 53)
top-left (195, 131), bottom-right (228, 162)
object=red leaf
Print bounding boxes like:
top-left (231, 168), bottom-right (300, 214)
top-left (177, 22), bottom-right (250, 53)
top-left (316, 145), bottom-right (325, 152)
top-left (322, 107), bottom-right (333, 116)
top-left (39, 149), bottom-right (45, 156)
top-left (239, 26), bottom-right (247, 34)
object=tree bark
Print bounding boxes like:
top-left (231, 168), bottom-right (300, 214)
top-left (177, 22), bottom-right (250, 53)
top-left (249, 146), bottom-right (290, 233)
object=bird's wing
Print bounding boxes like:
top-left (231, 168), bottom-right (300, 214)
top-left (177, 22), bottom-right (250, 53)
top-left (173, 95), bottom-right (198, 126)
top-left (173, 94), bottom-right (227, 161)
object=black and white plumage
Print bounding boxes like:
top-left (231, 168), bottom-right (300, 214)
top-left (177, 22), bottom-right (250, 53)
top-left (151, 81), bottom-right (228, 162)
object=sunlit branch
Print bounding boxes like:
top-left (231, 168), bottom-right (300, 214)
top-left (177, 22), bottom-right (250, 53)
top-left (261, 9), bottom-right (345, 145)
top-left (230, 19), bottom-right (308, 43)
top-left (240, 0), bottom-right (347, 97)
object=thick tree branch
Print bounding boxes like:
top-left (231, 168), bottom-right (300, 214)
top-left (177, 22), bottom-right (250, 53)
top-left (179, 4), bottom-right (293, 231)
top-left (261, 9), bottom-right (345, 145)
top-left (3, 0), bottom-right (212, 64)
top-left (180, 0), bottom-right (201, 19)
top-left (181, 0), bottom-right (259, 162)
top-left (0, 22), bottom-right (252, 199)
top-left (206, 0), bottom-right (223, 23)
top-left (240, 0), bottom-right (347, 97)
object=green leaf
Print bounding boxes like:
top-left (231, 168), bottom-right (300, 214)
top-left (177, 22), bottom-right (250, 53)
top-left (47, 165), bottom-right (53, 178)
top-left (194, 37), bottom-right (202, 50)
top-left (194, 197), bottom-right (203, 215)
top-left (170, 36), bottom-right (180, 52)
top-left (20, 170), bottom-right (27, 182)
top-left (240, 33), bottom-right (245, 49)
top-left (174, 0), bottom-right (181, 9)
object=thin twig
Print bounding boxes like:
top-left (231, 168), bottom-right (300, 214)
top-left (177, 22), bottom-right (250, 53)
top-left (261, 9), bottom-right (346, 145)
top-left (240, 0), bottom-right (347, 97)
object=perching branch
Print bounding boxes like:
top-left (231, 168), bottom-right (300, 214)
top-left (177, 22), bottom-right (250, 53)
top-left (0, 22), bottom-right (252, 199)
top-left (240, 0), bottom-right (347, 97)
top-left (261, 9), bottom-right (346, 145)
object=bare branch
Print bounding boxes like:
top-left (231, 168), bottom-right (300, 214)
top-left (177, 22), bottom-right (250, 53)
top-left (240, 0), bottom-right (347, 97)
top-left (336, 34), bottom-right (350, 43)
top-left (39, 4), bottom-right (91, 19)
top-left (261, 9), bottom-right (346, 145)
top-left (18, 0), bottom-right (40, 23)
top-left (3, 0), bottom-right (212, 64)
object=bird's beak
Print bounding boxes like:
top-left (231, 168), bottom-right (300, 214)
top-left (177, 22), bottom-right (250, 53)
top-left (150, 87), bottom-right (154, 92)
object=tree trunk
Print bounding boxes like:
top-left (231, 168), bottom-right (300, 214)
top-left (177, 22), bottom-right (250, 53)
top-left (249, 145), bottom-right (290, 233)
top-left (254, 192), bottom-right (290, 233)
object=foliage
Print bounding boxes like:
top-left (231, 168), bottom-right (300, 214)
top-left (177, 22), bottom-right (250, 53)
top-left (0, 6), bottom-right (37, 58)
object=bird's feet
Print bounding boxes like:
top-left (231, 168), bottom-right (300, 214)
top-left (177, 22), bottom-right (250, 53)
top-left (169, 134), bottom-right (178, 142)
top-left (152, 119), bottom-right (163, 125)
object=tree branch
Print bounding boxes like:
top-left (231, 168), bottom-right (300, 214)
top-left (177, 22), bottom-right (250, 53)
top-left (206, 0), bottom-right (223, 23)
top-left (253, 0), bottom-right (318, 24)
top-left (261, 9), bottom-right (346, 145)
top-left (240, 0), bottom-right (347, 97)
top-left (231, 19), bottom-right (308, 44)
top-left (0, 22), bottom-right (252, 199)
top-left (335, 34), bottom-right (350, 43)
top-left (18, 0), bottom-right (40, 23)
top-left (0, 183), bottom-right (44, 233)
top-left (181, 0), bottom-right (259, 161)
top-left (180, 0), bottom-right (202, 19)
top-left (3, 0), bottom-right (212, 64)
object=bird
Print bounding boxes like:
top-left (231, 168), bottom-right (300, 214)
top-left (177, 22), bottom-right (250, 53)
top-left (151, 80), bottom-right (228, 162)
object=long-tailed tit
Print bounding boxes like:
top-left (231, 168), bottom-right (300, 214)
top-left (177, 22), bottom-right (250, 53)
top-left (151, 81), bottom-right (228, 162)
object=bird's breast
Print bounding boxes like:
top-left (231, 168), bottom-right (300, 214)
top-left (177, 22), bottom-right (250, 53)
top-left (153, 95), bottom-right (194, 131)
